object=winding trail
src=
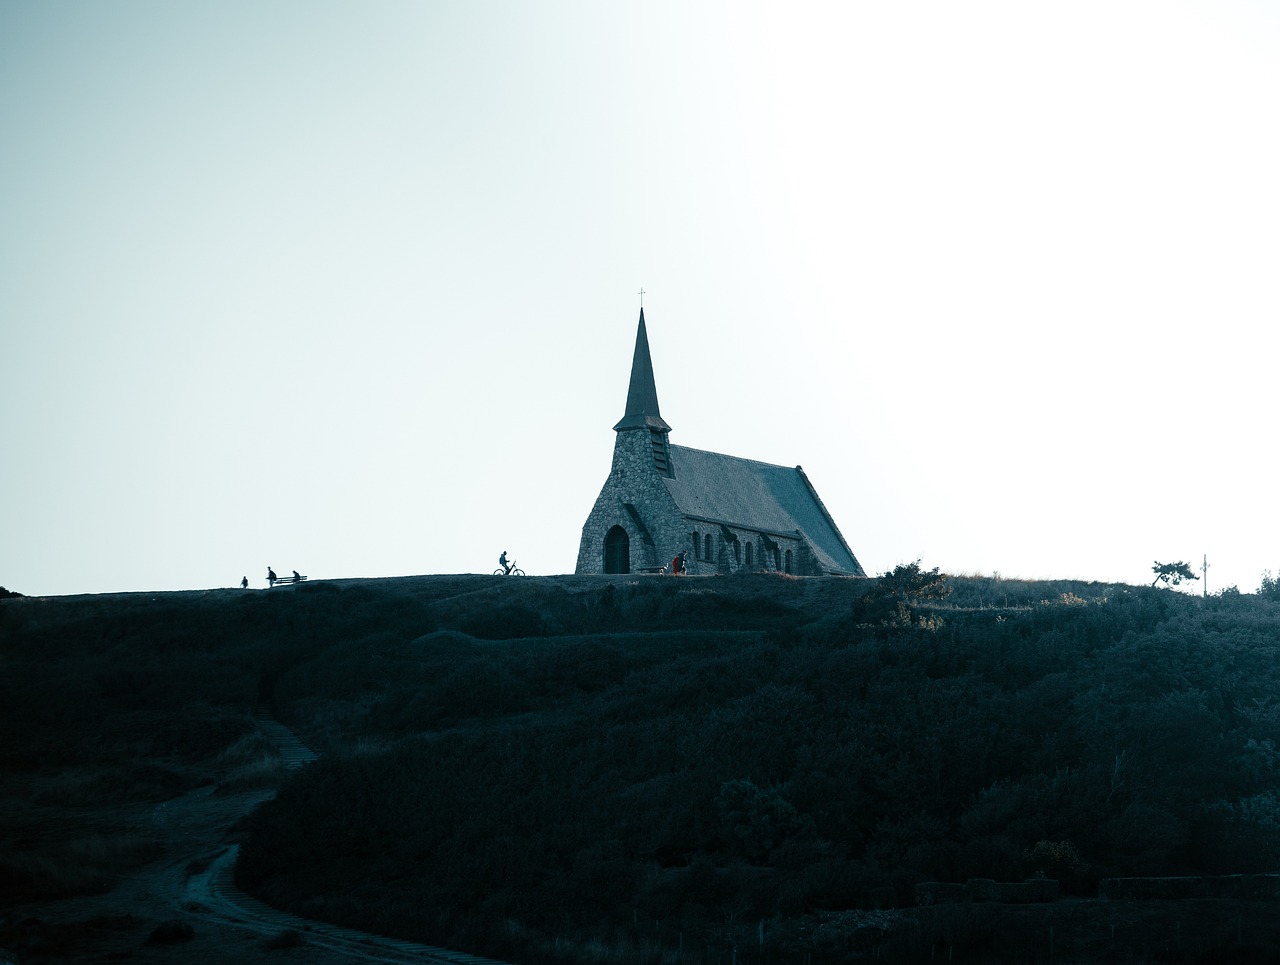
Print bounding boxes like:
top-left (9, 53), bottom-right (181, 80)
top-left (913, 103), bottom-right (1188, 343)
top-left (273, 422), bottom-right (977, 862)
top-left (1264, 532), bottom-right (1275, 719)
top-left (187, 845), bottom-right (503, 965)
top-left (178, 710), bottom-right (512, 965)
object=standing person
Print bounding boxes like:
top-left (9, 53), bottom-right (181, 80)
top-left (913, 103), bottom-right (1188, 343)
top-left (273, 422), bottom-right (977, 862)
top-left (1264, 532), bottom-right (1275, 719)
top-left (241, 576), bottom-right (248, 589)
top-left (267, 566), bottom-right (277, 588)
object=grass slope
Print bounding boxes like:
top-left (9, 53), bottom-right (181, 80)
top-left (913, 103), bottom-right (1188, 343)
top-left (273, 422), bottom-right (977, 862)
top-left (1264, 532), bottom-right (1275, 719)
top-left (4, 573), bottom-right (1280, 963)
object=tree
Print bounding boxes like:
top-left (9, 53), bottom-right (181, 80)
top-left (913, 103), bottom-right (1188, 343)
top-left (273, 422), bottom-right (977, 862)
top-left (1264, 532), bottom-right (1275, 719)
top-left (1151, 561), bottom-right (1198, 588)
top-left (1259, 570), bottom-right (1280, 599)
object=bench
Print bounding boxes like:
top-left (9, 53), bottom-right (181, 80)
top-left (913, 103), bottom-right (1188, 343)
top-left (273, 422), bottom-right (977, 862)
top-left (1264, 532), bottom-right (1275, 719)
top-left (270, 575), bottom-right (308, 587)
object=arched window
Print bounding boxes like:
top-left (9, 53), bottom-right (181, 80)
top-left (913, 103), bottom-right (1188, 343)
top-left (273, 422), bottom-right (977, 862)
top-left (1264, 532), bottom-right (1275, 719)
top-left (704, 533), bottom-right (713, 561)
top-left (773, 546), bottom-right (781, 571)
top-left (604, 525), bottom-right (630, 574)
top-left (745, 541), bottom-right (753, 567)
top-left (692, 530), bottom-right (700, 559)
top-left (785, 550), bottom-right (793, 574)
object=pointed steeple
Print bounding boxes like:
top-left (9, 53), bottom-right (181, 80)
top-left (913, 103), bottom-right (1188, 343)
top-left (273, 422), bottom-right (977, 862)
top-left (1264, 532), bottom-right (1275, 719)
top-left (613, 308), bottom-right (672, 433)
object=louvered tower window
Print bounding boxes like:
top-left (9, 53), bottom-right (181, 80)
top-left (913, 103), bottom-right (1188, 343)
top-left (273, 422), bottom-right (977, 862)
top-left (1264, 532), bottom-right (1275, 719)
top-left (650, 429), bottom-right (672, 476)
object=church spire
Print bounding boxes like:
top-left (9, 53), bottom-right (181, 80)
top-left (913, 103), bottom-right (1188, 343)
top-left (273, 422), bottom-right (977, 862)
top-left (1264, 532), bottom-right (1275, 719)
top-left (613, 308), bottom-right (672, 433)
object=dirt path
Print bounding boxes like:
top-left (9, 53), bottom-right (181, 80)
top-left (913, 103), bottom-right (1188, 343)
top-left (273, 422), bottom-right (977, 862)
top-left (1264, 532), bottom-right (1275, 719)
top-left (187, 843), bottom-right (505, 965)
top-left (1, 719), bottom-right (508, 965)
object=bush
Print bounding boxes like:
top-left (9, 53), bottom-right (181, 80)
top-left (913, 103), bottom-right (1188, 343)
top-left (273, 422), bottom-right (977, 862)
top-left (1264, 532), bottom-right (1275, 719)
top-left (851, 561), bottom-right (951, 634)
top-left (1023, 840), bottom-right (1088, 894)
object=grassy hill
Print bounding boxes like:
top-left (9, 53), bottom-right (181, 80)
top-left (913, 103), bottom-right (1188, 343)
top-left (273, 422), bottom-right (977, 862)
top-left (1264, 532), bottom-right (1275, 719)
top-left (4, 571), bottom-right (1280, 963)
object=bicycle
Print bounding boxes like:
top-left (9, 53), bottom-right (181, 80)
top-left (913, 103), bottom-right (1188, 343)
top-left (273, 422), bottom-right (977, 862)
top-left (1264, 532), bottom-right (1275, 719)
top-left (493, 561), bottom-right (526, 576)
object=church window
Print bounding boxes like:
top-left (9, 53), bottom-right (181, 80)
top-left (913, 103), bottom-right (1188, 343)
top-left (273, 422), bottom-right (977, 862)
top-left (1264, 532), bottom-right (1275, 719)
top-left (704, 533), bottom-right (712, 561)
top-left (773, 546), bottom-right (781, 571)
top-left (785, 550), bottom-right (793, 574)
top-left (604, 526), bottom-right (630, 574)
top-left (692, 530), bottom-right (700, 558)
top-left (650, 429), bottom-right (671, 476)
top-left (745, 541), bottom-right (753, 567)
top-left (733, 539), bottom-right (740, 564)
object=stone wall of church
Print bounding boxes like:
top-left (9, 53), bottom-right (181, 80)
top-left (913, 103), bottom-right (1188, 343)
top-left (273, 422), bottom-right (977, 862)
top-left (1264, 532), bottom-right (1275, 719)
top-left (579, 429), bottom-right (839, 577)
top-left (576, 429), bottom-right (687, 574)
top-left (683, 525), bottom-right (819, 576)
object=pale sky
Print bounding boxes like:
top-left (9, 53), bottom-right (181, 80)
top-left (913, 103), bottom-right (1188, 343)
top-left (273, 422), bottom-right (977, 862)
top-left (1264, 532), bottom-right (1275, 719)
top-left (3, 1), bottom-right (1279, 597)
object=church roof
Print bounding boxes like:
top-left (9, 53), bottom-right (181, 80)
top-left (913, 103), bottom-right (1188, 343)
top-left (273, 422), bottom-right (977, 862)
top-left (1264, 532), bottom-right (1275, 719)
top-left (663, 445), bottom-right (865, 576)
top-left (613, 308), bottom-right (671, 432)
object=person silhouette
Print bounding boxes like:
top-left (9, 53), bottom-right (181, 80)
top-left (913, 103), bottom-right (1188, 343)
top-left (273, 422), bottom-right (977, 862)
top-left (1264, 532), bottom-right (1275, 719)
top-left (292, 570), bottom-right (301, 582)
top-left (267, 566), bottom-right (277, 588)
top-left (499, 551), bottom-right (510, 575)
top-left (241, 576), bottom-right (248, 589)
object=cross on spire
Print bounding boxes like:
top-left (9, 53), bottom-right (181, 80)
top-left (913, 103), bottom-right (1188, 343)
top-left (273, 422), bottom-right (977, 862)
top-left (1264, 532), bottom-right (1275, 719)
top-left (638, 287), bottom-right (645, 308)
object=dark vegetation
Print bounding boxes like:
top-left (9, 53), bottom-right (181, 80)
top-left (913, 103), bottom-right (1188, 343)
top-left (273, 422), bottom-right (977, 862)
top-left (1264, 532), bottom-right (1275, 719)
top-left (4, 572), bottom-right (1280, 963)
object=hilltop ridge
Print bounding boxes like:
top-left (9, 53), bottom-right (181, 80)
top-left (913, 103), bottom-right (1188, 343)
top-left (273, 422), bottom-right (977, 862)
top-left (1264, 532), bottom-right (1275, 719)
top-left (5, 572), bottom-right (1280, 963)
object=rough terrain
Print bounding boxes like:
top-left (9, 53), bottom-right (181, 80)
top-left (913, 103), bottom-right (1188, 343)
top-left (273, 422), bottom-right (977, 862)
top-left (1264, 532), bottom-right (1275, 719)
top-left (1, 718), bottom-right (506, 965)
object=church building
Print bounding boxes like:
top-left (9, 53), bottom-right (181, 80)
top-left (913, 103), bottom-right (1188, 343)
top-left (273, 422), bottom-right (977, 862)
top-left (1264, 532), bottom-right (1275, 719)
top-left (576, 310), bottom-right (866, 577)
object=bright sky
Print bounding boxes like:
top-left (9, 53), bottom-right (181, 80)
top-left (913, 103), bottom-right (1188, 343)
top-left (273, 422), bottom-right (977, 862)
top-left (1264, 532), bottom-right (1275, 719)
top-left (3, 1), bottom-right (1279, 597)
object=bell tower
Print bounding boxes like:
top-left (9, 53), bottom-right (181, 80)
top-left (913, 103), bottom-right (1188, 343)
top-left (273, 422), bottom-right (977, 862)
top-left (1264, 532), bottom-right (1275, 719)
top-left (612, 308), bottom-right (673, 477)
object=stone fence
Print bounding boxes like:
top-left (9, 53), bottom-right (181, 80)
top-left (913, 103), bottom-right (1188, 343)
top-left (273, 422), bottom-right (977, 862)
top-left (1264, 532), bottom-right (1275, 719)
top-left (916, 873), bottom-right (1280, 906)
top-left (915, 878), bottom-right (1060, 905)
top-left (1098, 874), bottom-right (1280, 901)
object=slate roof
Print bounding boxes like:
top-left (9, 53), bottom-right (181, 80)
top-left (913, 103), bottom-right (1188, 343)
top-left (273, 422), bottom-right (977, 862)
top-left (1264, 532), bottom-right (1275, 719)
top-left (613, 308), bottom-right (671, 432)
top-left (663, 444), bottom-right (864, 576)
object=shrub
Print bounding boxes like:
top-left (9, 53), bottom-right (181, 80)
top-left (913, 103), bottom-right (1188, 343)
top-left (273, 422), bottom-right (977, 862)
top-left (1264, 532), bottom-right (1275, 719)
top-left (1023, 840), bottom-right (1088, 893)
top-left (263, 928), bottom-right (305, 949)
top-left (147, 920), bottom-right (194, 945)
top-left (851, 561), bottom-right (951, 634)
top-left (0, 832), bottom-right (164, 903)
top-left (716, 779), bottom-right (814, 862)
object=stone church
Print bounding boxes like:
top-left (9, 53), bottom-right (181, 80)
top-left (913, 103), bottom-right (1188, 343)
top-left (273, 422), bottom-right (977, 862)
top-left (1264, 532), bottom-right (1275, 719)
top-left (576, 310), bottom-right (865, 577)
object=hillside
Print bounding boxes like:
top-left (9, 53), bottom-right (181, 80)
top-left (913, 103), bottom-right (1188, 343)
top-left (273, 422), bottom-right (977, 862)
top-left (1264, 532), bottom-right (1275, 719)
top-left (4, 572), bottom-right (1280, 963)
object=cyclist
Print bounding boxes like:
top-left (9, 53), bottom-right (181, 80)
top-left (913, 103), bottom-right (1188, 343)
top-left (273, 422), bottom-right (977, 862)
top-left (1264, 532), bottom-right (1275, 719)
top-left (499, 550), bottom-right (511, 575)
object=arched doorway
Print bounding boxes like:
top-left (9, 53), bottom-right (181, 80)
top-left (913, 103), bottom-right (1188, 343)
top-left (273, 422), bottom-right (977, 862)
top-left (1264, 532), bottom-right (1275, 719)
top-left (604, 525), bottom-right (630, 574)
